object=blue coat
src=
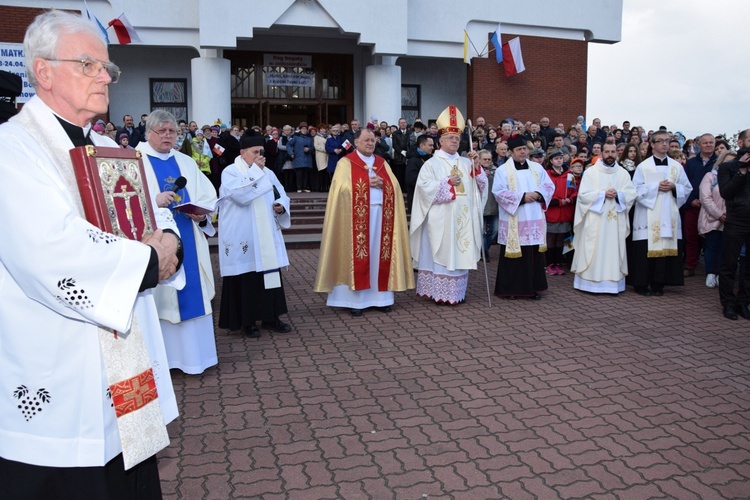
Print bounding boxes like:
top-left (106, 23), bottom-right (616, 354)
top-left (685, 154), bottom-right (716, 205)
top-left (325, 135), bottom-right (345, 172)
top-left (287, 133), bottom-right (314, 169)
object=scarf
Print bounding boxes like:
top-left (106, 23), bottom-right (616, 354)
top-left (12, 97), bottom-right (169, 470)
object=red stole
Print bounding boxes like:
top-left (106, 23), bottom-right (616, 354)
top-left (349, 154), bottom-right (395, 291)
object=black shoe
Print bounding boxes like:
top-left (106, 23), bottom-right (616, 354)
top-left (262, 319), bottom-right (292, 333)
top-left (635, 288), bottom-right (652, 297)
top-left (723, 305), bottom-right (738, 321)
top-left (737, 304), bottom-right (750, 320)
top-left (378, 306), bottom-right (392, 313)
top-left (242, 325), bottom-right (261, 338)
top-left (652, 290), bottom-right (664, 297)
top-left (531, 293), bottom-right (542, 300)
top-left (350, 308), bottom-right (363, 317)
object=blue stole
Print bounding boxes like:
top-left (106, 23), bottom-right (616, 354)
top-left (149, 155), bottom-right (206, 320)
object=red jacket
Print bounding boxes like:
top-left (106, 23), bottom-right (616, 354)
top-left (545, 167), bottom-right (577, 224)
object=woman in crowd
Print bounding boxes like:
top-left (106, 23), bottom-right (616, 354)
top-left (639, 140), bottom-right (650, 159)
top-left (486, 126), bottom-right (498, 147)
top-left (714, 139), bottom-right (730, 157)
top-left (313, 123), bottom-right (330, 192)
top-left (287, 122), bottom-right (314, 193)
top-left (264, 127), bottom-right (280, 175)
top-left (699, 149), bottom-right (735, 288)
top-left (629, 127), bottom-right (642, 146)
top-left (105, 121), bottom-right (117, 141)
top-left (277, 124), bottom-right (296, 191)
top-left (618, 142), bottom-right (642, 177)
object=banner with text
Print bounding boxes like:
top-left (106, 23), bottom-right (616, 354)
top-left (0, 43), bottom-right (35, 103)
top-left (263, 54), bottom-right (312, 68)
top-left (264, 72), bottom-right (314, 88)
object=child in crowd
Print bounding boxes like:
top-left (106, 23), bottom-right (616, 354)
top-left (545, 149), bottom-right (577, 275)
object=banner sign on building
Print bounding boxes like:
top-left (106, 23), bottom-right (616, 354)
top-left (0, 43), bottom-right (35, 103)
top-left (263, 54), bottom-right (312, 68)
top-left (264, 72), bottom-right (314, 88)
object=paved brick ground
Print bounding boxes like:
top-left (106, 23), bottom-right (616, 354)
top-left (159, 248), bottom-right (750, 499)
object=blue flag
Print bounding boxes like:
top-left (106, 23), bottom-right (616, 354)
top-left (490, 23), bottom-right (503, 63)
top-left (83, 0), bottom-right (110, 43)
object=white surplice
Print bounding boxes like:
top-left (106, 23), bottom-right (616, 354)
top-left (219, 155), bottom-right (291, 277)
top-left (138, 141), bottom-right (219, 375)
top-left (632, 156), bottom-right (691, 245)
top-left (492, 160), bottom-right (555, 246)
top-left (409, 150), bottom-right (487, 303)
top-left (0, 96), bottom-right (177, 468)
top-left (571, 160), bottom-right (637, 293)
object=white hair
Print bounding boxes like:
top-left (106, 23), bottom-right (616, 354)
top-left (145, 109), bottom-right (178, 132)
top-left (24, 10), bottom-right (106, 88)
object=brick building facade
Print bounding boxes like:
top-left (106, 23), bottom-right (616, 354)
top-left (467, 34), bottom-right (588, 127)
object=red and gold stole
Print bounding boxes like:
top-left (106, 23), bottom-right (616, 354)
top-left (349, 154), bottom-right (396, 291)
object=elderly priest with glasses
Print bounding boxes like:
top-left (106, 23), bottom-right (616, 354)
top-left (0, 10), bottom-right (181, 499)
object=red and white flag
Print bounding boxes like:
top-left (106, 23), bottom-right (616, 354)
top-left (501, 37), bottom-right (525, 77)
top-left (108, 14), bottom-right (142, 44)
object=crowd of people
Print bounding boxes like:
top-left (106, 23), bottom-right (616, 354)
top-left (3, 9), bottom-right (750, 498)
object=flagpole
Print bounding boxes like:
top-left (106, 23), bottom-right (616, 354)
top-left (477, 41), bottom-right (490, 58)
top-left (468, 37), bottom-right (482, 60)
top-left (467, 119), bottom-right (492, 307)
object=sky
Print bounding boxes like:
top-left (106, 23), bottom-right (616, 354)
top-left (587, 0), bottom-right (749, 140)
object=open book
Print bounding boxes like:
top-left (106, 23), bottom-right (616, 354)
top-left (174, 193), bottom-right (233, 216)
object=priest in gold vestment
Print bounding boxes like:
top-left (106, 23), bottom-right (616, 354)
top-left (313, 128), bottom-right (414, 317)
top-left (409, 105), bottom-right (487, 304)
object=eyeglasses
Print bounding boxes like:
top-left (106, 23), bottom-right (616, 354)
top-left (150, 128), bottom-right (178, 137)
top-left (45, 58), bottom-right (121, 83)
top-left (652, 139), bottom-right (669, 144)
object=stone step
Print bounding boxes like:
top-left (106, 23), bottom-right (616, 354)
top-left (208, 191), bottom-right (410, 250)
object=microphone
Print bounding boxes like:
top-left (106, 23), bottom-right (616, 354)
top-left (172, 176), bottom-right (187, 192)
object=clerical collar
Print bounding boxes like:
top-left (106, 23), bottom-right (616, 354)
top-left (514, 160), bottom-right (529, 170)
top-left (54, 115), bottom-right (93, 147)
top-left (356, 150), bottom-right (375, 166)
top-left (653, 155), bottom-right (668, 166)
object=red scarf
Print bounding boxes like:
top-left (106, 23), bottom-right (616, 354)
top-left (349, 154), bottom-right (395, 291)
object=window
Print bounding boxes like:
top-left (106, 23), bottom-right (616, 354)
top-left (401, 85), bottom-right (420, 126)
top-left (150, 79), bottom-right (188, 121)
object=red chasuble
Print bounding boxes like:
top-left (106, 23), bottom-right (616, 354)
top-left (348, 154), bottom-right (396, 291)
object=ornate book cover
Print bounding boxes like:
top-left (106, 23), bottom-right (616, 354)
top-left (70, 145), bottom-right (156, 240)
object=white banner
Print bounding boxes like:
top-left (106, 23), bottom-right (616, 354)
top-left (0, 43), bottom-right (35, 103)
top-left (264, 72), bottom-right (314, 88)
top-left (264, 54), bottom-right (312, 68)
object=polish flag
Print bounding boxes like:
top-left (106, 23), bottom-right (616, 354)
top-left (108, 14), bottom-right (142, 44)
top-left (501, 37), bottom-right (526, 77)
